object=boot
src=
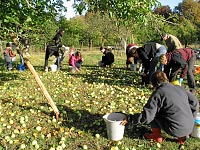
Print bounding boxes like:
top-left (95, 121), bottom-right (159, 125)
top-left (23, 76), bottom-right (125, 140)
top-left (144, 128), bottom-right (163, 143)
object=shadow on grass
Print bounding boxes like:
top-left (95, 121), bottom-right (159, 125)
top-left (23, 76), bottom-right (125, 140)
top-left (0, 72), bottom-right (19, 85)
top-left (66, 64), bottom-right (142, 86)
top-left (36, 103), bottom-right (152, 140)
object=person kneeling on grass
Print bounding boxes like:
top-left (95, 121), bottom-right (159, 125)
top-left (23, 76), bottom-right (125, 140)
top-left (98, 46), bottom-right (114, 67)
top-left (121, 71), bottom-right (199, 146)
top-left (69, 51), bottom-right (83, 72)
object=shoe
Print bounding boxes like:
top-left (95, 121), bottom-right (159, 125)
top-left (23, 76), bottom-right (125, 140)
top-left (177, 137), bottom-right (186, 145)
top-left (45, 67), bottom-right (48, 72)
top-left (144, 128), bottom-right (163, 143)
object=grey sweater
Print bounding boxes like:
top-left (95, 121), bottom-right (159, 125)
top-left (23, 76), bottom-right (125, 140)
top-left (128, 82), bottom-right (199, 137)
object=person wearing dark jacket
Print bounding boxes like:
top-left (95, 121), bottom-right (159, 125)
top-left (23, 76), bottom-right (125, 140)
top-left (160, 48), bottom-right (196, 93)
top-left (132, 42), bottom-right (166, 84)
top-left (121, 71), bottom-right (199, 146)
top-left (98, 46), bottom-right (114, 67)
top-left (44, 29), bottom-right (65, 71)
top-left (126, 44), bottom-right (138, 69)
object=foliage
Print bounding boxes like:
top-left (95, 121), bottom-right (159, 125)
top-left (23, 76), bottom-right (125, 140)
top-left (0, 52), bottom-right (200, 149)
top-left (177, 17), bottom-right (198, 47)
top-left (174, 0), bottom-right (200, 24)
top-left (74, 0), bottom-right (160, 25)
top-left (0, 0), bottom-right (67, 47)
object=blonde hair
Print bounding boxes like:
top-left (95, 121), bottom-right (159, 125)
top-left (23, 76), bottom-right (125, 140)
top-left (159, 54), bottom-right (166, 64)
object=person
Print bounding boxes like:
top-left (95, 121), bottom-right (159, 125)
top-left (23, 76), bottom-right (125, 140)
top-left (162, 33), bottom-right (183, 52)
top-left (132, 42), bottom-right (167, 84)
top-left (160, 47), bottom-right (196, 93)
top-left (11, 33), bottom-right (30, 66)
top-left (121, 71), bottom-right (199, 146)
top-left (126, 44), bottom-right (138, 70)
top-left (3, 42), bottom-right (16, 71)
top-left (69, 51), bottom-right (83, 72)
top-left (44, 29), bottom-right (67, 72)
top-left (69, 46), bottom-right (75, 57)
top-left (98, 46), bottom-right (114, 67)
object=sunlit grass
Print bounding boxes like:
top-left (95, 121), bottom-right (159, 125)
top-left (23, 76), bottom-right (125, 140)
top-left (0, 50), bottom-right (200, 149)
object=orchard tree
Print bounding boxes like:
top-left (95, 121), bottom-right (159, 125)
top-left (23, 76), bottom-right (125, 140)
top-left (0, 0), bottom-right (67, 44)
top-left (174, 0), bottom-right (200, 24)
top-left (73, 0), bottom-right (160, 25)
top-left (177, 18), bottom-right (198, 47)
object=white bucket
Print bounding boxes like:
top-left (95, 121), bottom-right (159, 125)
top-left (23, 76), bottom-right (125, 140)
top-left (50, 64), bottom-right (57, 72)
top-left (103, 112), bottom-right (126, 141)
top-left (192, 113), bottom-right (200, 138)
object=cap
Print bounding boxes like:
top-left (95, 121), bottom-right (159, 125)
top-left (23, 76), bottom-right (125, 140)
top-left (128, 44), bottom-right (138, 50)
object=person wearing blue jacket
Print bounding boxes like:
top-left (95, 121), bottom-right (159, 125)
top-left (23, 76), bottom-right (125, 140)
top-left (121, 71), bottom-right (199, 146)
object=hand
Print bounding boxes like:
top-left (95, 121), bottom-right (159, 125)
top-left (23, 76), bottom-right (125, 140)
top-left (76, 68), bottom-right (80, 72)
top-left (120, 117), bottom-right (128, 126)
top-left (179, 78), bottom-right (183, 85)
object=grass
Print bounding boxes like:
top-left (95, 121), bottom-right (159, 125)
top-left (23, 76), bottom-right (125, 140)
top-left (0, 50), bottom-right (200, 150)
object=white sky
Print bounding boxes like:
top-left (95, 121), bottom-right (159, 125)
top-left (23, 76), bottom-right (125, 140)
top-left (64, 0), bottom-right (183, 20)
top-left (64, 0), bottom-right (76, 20)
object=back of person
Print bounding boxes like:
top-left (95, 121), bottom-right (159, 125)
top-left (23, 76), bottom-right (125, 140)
top-left (155, 83), bottom-right (195, 137)
top-left (164, 34), bottom-right (183, 52)
top-left (175, 48), bottom-right (194, 62)
top-left (104, 50), bottom-right (114, 65)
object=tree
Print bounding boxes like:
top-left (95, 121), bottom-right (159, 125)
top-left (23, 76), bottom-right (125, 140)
top-left (174, 0), bottom-right (200, 24)
top-left (0, 0), bottom-right (67, 47)
top-left (73, 0), bottom-right (160, 25)
top-left (177, 18), bottom-right (198, 47)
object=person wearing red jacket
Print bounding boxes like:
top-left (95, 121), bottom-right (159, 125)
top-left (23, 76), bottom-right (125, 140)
top-left (160, 48), bottom-right (196, 93)
top-left (69, 51), bottom-right (83, 72)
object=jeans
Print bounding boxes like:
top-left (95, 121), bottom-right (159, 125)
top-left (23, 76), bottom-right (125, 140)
top-left (149, 45), bottom-right (167, 76)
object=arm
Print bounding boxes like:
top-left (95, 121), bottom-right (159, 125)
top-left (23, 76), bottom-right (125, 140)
top-left (127, 91), bottom-right (159, 125)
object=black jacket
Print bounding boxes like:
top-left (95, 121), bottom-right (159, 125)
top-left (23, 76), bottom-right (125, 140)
top-left (136, 42), bottom-right (157, 73)
top-left (102, 50), bottom-right (114, 65)
top-left (52, 32), bottom-right (63, 48)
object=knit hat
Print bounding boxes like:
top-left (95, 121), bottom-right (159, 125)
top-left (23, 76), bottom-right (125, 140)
top-left (128, 44), bottom-right (138, 50)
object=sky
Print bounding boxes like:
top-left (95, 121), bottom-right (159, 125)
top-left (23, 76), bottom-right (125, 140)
top-left (158, 0), bottom-right (183, 9)
top-left (64, 0), bottom-right (183, 20)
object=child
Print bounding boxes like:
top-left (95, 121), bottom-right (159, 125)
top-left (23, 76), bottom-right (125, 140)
top-left (3, 42), bottom-right (16, 71)
top-left (69, 51), bottom-right (83, 72)
top-left (69, 46), bottom-right (75, 57)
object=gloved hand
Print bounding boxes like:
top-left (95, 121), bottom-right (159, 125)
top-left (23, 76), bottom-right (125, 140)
top-left (178, 78), bottom-right (183, 85)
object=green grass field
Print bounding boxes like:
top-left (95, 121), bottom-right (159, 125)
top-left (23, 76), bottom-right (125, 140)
top-left (0, 50), bottom-right (200, 150)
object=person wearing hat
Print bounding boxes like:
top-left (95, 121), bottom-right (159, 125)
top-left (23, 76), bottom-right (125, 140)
top-left (98, 46), bottom-right (114, 67)
top-left (126, 44), bottom-right (138, 70)
top-left (132, 42), bottom-right (167, 84)
top-left (160, 47), bottom-right (196, 93)
top-left (120, 71), bottom-right (199, 147)
top-left (162, 33), bottom-right (183, 52)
